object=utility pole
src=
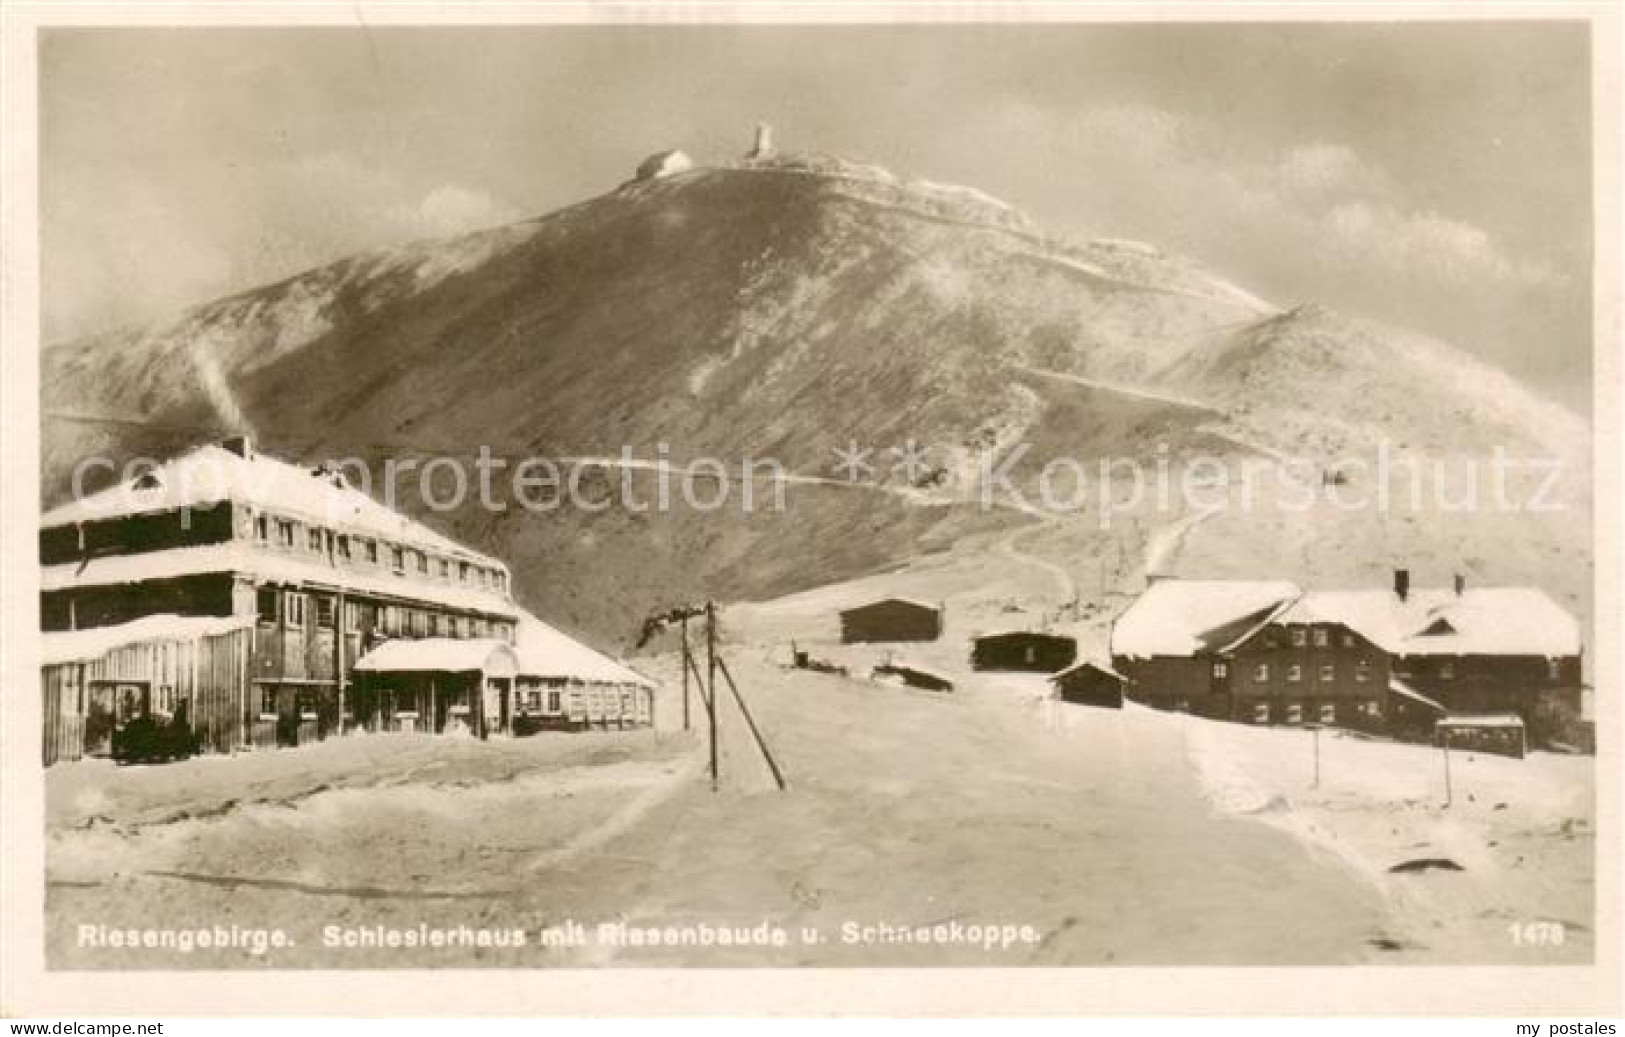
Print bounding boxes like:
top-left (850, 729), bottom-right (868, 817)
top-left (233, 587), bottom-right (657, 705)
top-left (1442, 733), bottom-right (1453, 807)
top-left (706, 601), bottom-right (719, 791)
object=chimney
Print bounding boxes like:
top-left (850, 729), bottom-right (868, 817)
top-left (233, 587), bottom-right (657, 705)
top-left (750, 122), bottom-right (774, 159)
top-left (220, 434), bottom-right (254, 460)
top-left (1454, 572), bottom-right (1466, 597)
top-left (1393, 568), bottom-right (1410, 603)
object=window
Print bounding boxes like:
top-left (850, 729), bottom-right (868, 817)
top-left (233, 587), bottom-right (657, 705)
top-left (526, 690), bottom-right (541, 710)
top-left (1286, 664), bottom-right (1302, 683)
top-left (1212, 661), bottom-right (1229, 679)
top-left (415, 551), bottom-right (428, 574)
top-left (254, 515), bottom-right (269, 543)
top-left (428, 613), bottom-right (442, 637)
top-left (1286, 702), bottom-right (1303, 724)
top-left (1341, 633), bottom-right (1355, 648)
top-left (1291, 628), bottom-right (1307, 647)
top-left (276, 519), bottom-right (296, 548)
top-left (308, 528), bottom-right (323, 552)
top-left (1024, 645), bottom-right (1036, 665)
top-left (1312, 628), bottom-right (1329, 648)
top-left (314, 595), bottom-right (334, 628)
top-left (1319, 702), bottom-right (1336, 725)
top-left (364, 539), bottom-right (378, 564)
top-left (391, 546), bottom-right (405, 573)
top-left (1253, 663), bottom-right (1269, 682)
top-left (1364, 699), bottom-right (1382, 718)
top-left (439, 558), bottom-right (451, 579)
top-left (256, 587), bottom-right (278, 623)
top-left (284, 592), bottom-right (306, 628)
top-left (337, 534), bottom-right (352, 560)
top-left (1319, 664), bottom-right (1335, 683)
top-left (1547, 659), bottom-right (1562, 681)
top-left (547, 690), bottom-right (562, 713)
top-left (1355, 659), bottom-right (1372, 683)
top-left (1252, 701), bottom-right (1270, 724)
top-left (459, 561), bottom-right (470, 583)
top-left (1440, 660), bottom-right (1456, 680)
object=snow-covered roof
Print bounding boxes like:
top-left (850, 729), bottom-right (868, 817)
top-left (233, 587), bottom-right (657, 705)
top-left (41, 443), bottom-right (502, 567)
top-left (1110, 579), bottom-right (1301, 659)
top-left (840, 596), bottom-right (941, 616)
top-left (353, 638), bottom-right (517, 674)
top-left (873, 659), bottom-right (954, 685)
top-left (39, 542), bottom-right (517, 618)
top-left (39, 613), bottom-right (255, 667)
top-left (1388, 676), bottom-right (1446, 713)
top-left (1276, 587), bottom-right (1580, 658)
top-left (974, 628), bottom-right (1075, 643)
top-left (1438, 713), bottom-right (1525, 729)
top-left (513, 609), bottom-right (655, 687)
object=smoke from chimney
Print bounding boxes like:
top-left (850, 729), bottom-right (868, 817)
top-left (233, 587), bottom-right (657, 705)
top-left (1394, 568), bottom-right (1410, 602)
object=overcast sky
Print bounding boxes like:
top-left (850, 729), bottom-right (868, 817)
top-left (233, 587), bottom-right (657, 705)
top-left (40, 22), bottom-right (1593, 408)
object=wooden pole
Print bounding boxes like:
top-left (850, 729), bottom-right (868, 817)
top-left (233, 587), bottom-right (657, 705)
top-left (1442, 733), bottom-right (1453, 807)
top-left (681, 616), bottom-right (691, 731)
top-left (706, 601), bottom-right (719, 792)
top-left (1312, 726), bottom-right (1320, 789)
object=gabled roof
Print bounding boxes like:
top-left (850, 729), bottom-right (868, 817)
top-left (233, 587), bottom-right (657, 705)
top-left (513, 609), bottom-right (655, 688)
top-left (1110, 579), bottom-right (1301, 659)
top-left (1275, 587), bottom-right (1580, 658)
top-left (39, 613), bottom-right (254, 667)
top-left (42, 443), bottom-right (502, 567)
top-left (1051, 658), bottom-right (1128, 683)
top-left (353, 637), bottom-right (518, 674)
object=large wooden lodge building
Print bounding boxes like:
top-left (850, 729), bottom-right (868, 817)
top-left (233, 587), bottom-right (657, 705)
top-left (1108, 572), bottom-right (1584, 746)
top-left (39, 438), bottom-right (655, 765)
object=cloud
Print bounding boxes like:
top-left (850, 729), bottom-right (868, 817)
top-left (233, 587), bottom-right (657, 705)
top-left (1030, 100), bottom-right (1567, 302)
top-left (393, 185), bottom-right (523, 240)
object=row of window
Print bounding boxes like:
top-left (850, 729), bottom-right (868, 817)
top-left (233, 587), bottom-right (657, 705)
top-left (251, 512), bottom-right (509, 594)
top-left (1213, 660), bottom-right (1376, 683)
top-left (255, 587), bottom-right (514, 642)
top-left (1261, 626), bottom-right (1358, 650)
top-left (1251, 700), bottom-right (1383, 725)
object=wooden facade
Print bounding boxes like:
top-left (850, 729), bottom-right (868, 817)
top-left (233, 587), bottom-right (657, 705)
top-left (839, 598), bottom-right (943, 644)
top-left (41, 623), bottom-right (253, 766)
top-left (1222, 620), bottom-right (1392, 733)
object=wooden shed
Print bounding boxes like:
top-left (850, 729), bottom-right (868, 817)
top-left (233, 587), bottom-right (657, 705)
top-left (40, 614), bottom-right (255, 766)
top-left (1050, 660), bottom-right (1127, 710)
top-left (839, 597), bottom-right (943, 644)
top-left (972, 630), bottom-right (1077, 673)
top-left (871, 660), bottom-right (954, 693)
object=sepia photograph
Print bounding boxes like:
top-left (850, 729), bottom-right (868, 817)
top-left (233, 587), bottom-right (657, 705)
top-left (1, 1), bottom-right (1620, 1021)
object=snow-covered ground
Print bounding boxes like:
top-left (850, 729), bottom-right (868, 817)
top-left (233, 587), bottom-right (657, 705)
top-left (1170, 713), bottom-right (1594, 962)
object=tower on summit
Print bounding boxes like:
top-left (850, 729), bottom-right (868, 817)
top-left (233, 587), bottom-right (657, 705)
top-left (749, 122), bottom-right (775, 160)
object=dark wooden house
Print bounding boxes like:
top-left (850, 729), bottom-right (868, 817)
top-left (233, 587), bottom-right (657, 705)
top-left (971, 630), bottom-right (1077, 673)
top-left (1109, 578), bottom-right (1301, 717)
top-left (840, 597), bottom-right (943, 644)
top-left (1051, 660), bottom-right (1126, 709)
top-left (1110, 571), bottom-right (1584, 747)
top-left (871, 660), bottom-right (954, 692)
